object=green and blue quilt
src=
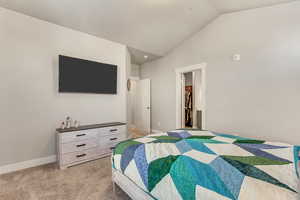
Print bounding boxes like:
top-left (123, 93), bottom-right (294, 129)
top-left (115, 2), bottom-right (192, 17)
top-left (112, 130), bottom-right (300, 200)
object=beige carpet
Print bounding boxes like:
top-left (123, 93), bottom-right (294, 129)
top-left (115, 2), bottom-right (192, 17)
top-left (0, 157), bottom-right (131, 200)
top-left (129, 127), bottom-right (148, 138)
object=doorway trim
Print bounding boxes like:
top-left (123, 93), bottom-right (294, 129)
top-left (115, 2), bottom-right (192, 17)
top-left (129, 76), bottom-right (140, 81)
top-left (175, 63), bottom-right (207, 129)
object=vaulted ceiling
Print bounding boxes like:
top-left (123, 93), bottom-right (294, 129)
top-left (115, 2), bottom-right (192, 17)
top-left (0, 0), bottom-right (297, 64)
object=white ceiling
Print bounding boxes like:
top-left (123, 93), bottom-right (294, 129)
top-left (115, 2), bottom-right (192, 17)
top-left (210, 0), bottom-right (296, 13)
top-left (128, 47), bottom-right (161, 65)
top-left (0, 0), bottom-right (297, 64)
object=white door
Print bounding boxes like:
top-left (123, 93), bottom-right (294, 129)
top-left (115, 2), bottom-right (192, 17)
top-left (181, 74), bottom-right (186, 128)
top-left (135, 79), bottom-right (151, 134)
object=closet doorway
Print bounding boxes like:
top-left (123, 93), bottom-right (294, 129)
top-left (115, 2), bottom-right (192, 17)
top-left (183, 72), bottom-right (193, 128)
top-left (175, 63), bottom-right (206, 130)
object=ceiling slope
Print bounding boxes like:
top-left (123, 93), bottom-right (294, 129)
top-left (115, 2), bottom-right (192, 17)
top-left (0, 0), bottom-right (298, 64)
top-left (210, 0), bottom-right (297, 13)
top-left (0, 0), bottom-right (218, 57)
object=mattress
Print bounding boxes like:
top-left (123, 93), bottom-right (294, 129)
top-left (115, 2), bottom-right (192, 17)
top-left (112, 129), bottom-right (300, 200)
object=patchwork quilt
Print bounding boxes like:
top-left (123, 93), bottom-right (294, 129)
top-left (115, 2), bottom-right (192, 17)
top-left (112, 130), bottom-right (300, 200)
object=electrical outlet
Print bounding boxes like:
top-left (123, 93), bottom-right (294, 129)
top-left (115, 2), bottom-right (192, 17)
top-left (157, 122), bottom-right (161, 127)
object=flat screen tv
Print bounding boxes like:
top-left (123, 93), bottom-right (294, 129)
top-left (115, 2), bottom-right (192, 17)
top-left (59, 55), bottom-right (117, 94)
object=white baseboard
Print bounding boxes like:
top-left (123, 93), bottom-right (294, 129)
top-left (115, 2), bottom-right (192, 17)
top-left (151, 129), bottom-right (163, 133)
top-left (0, 155), bottom-right (57, 175)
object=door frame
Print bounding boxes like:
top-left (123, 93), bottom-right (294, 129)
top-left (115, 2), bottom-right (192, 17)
top-left (175, 63), bottom-right (207, 129)
top-left (129, 76), bottom-right (140, 81)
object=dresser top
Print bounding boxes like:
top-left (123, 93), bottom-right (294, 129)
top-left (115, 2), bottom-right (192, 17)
top-left (56, 122), bottom-right (126, 133)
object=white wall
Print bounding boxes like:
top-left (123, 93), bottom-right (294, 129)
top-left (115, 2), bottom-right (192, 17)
top-left (128, 80), bottom-right (138, 128)
top-left (141, 2), bottom-right (300, 145)
top-left (125, 48), bottom-right (132, 136)
top-left (0, 7), bottom-right (128, 166)
top-left (131, 64), bottom-right (140, 77)
top-left (127, 64), bottom-right (140, 128)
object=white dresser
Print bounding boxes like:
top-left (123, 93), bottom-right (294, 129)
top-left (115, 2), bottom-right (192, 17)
top-left (56, 122), bottom-right (127, 169)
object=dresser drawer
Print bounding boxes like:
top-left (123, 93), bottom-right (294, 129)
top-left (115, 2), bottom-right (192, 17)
top-left (60, 129), bottom-right (98, 143)
top-left (61, 148), bottom-right (97, 165)
top-left (98, 139), bottom-right (121, 155)
top-left (98, 147), bottom-right (113, 156)
top-left (98, 125), bottom-right (126, 136)
top-left (60, 139), bottom-right (97, 154)
top-left (99, 133), bottom-right (126, 146)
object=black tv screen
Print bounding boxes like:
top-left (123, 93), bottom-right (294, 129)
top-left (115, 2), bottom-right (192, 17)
top-left (59, 55), bottom-right (117, 94)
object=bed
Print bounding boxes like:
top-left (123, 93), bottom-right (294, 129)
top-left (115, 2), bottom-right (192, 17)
top-left (112, 129), bottom-right (300, 200)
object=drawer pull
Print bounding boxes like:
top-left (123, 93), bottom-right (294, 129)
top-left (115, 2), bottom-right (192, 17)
top-left (110, 129), bottom-right (118, 132)
top-left (76, 144), bottom-right (86, 147)
top-left (76, 154), bottom-right (86, 158)
top-left (110, 147), bottom-right (115, 150)
top-left (110, 138), bottom-right (118, 141)
top-left (76, 134), bottom-right (86, 137)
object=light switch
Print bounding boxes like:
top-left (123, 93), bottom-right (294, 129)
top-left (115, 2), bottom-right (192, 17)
top-left (232, 54), bottom-right (241, 61)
